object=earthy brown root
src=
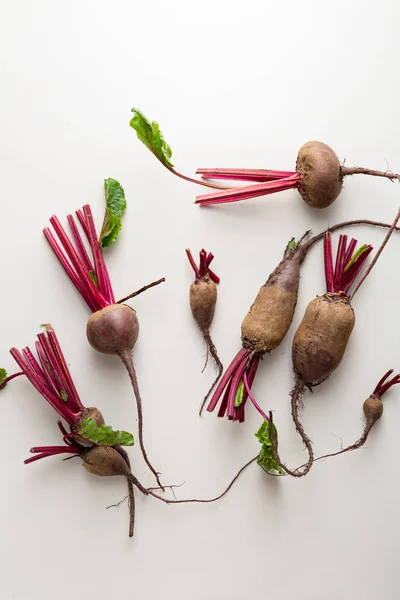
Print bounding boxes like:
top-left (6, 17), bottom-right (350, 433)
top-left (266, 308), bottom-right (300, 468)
top-left (241, 247), bottom-right (302, 354)
top-left (294, 423), bottom-right (376, 473)
top-left (82, 446), bottom-right (131, 477)
top-left (363, 396), bottom-right (384, 422)
top-left (114, 445), bottom-right (135, 537)
top-left (199, 330), bottom-right (223, 416)
top-left (119, 349), bottom-right (163, 490)
top-left (190, 278), bottom-right (217, 331)
top-left (269, 377), bottom-right (314, 478)
top-left (116, 277), bottom-right (166, 304)
top-left (127, 455), bottom-right (257, 504)
top-left (342, 166), bottom-right (400, 182)
top-left (296, 141), bottom-right (343, 208)
top-left (292, 294), bottom-right (355, 385)
top-left (86, 304), bottom-right (139, 355)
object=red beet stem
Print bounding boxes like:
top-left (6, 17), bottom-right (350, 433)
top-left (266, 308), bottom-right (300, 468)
top-left (235, 358), bottom-right (259, 422)
top-left (195, 174), bottom-right (301, 206)
top-left (333, 235), bottom-right (347, 292)
top-left (67, 214), bottom-right (94, 274)
top-left (324, 232), bottom-right (374, 295)
top-left (207, 348), bottom-right (249, 412)
top-left (46, 326), bottom-right (83, 412)
top-left (0, 371), bottom-right (24, 389)
top-left (49, 215), bottom-right (108, 309)
top-left (243, 371), bottom-right (269, 422)
top-left (44, 228), bottom-right (98, 312)
top-left (83, 205), bottom-right (110, 303)
top-left (45, 205), bottom-right (117, 312)
top-left (186, 248), bottom-right (201, 279)
top-left (196, 168), bottom-right (297, 182)
top-left (199, 249), bottom-right (207, 277)
top-left (186, 247), bottom-right (220, 282)
top-left (11, 348), bottom-right (78, 425)
top-left (374, 370), bottom-right (400, 397)
top-left (75, 208), bottom-right (89, 237)
top-left (343, 238), bottom-right (357, 267)
top-left (57, 420), bottom-right (69, 436)
top-left (324, 232), bottom-right (334, 293)
top-left (226, 354), bottom-right (249, 418)
top-left (10, 327), bottom-right (85, 426)
top-left (373, 369), bottom-right (394, 395)
top-left (35, 341), bottom-right (62, 397)
top-left (169, 167), bottom-right (228, 190)
top-left (341, 246), bottom-right (373, 294)
top-left (82, 205), bottom-right (115, 303)
top-left (24, 445), bottom-right (80, 465)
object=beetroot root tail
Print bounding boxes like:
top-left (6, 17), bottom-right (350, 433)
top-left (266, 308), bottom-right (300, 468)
top-left (127, 455), bottom-right (257, 504)
top-left (269, 377), bottom-right (314, 478)
top-left (199, 330), bottom-right (224, 416)
top-left (114, 445), bottom-right (135, 537)
top-left (118, 350), bottom-right (164, 490)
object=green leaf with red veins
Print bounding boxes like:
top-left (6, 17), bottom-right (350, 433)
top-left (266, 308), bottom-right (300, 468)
top-left (0, 368), bottom-right (7, 390)
top-left (99, 178), bottom-right (127, 249)
top-left (255, 420), bottom-right (285, 474)
top-left (78, 418), bottom-right (134, 447)
top-left (130, 108), bottom-right (174, 169)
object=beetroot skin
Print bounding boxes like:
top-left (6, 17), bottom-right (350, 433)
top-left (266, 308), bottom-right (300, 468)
top-left (87, 304), bottom-right (139, 355)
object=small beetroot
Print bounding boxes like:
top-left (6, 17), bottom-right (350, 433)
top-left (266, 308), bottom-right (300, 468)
top-left (186, 248), bottom-right (222, 415)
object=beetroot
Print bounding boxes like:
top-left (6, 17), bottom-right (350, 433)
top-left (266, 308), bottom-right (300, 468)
top-left (44, 183), bottom-right (165, 488)
top-left (129, 109), bottom-right (400, 209)
top-left (186, 248), bottom-right (222, 414)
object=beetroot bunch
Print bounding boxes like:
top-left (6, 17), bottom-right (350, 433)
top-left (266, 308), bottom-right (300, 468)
top-left (0, 325), bottom-right (139, 535)
top-left (44, 181), bottom-right (165, 487)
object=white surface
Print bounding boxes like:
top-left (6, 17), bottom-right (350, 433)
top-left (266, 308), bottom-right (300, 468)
top-left (1, 1), bottom-right (400, 599)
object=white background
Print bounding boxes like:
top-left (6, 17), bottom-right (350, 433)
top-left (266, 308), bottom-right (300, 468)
top-left (1, 1), bottom-right (400, 599)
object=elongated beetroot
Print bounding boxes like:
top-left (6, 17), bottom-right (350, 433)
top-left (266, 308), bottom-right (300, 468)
top-left (44, 182), bottom-right (165, 488)
top-left (129, 110), bottom-right (400, 210)
top-left (186, 248), bottom-right (222, 414)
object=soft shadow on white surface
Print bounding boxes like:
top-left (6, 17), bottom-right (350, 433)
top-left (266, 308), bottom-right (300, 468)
top-left (0, 1), bottom-right (399, 599)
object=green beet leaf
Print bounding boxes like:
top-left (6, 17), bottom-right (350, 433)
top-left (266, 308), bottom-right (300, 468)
top-left (78, 418), bottom-right (134, 447)
top-left (130, 108), bottom-right (173, 169)
top-left (255, 420), bottom-right (285, 474)
top-left (0, 368), bottom-right (7, 390)
top-left (99, 178), bottom-right (127, 249)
